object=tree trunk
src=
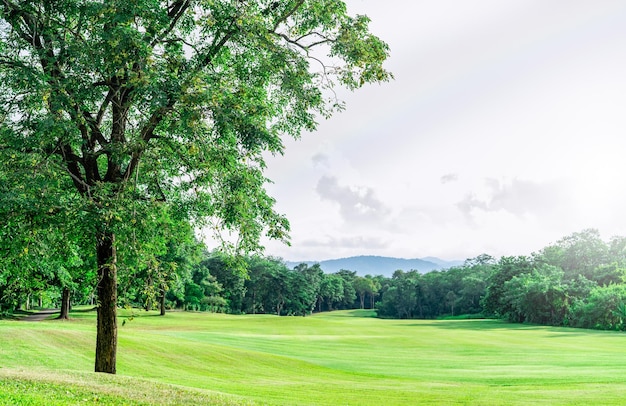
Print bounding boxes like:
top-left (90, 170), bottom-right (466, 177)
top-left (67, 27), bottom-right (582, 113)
top-left (95, 231), bottom-right (118, 374)
top-left (159, 287), bottom-right (166, 316)
top-left (251, 290), bottom-right (256, 315)
top-left (58, 287), bottom-right (71, 320)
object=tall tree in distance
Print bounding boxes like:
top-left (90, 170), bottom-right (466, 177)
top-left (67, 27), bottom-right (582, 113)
top-left (0, 0), bottom-right (391, 373)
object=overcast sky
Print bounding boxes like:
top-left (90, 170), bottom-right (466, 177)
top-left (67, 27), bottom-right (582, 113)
top-left (259, 0), bottom-right (626, 262)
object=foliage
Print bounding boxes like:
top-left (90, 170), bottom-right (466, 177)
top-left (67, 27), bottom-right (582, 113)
top-left (569, 284), bottom-right (626, 331)
top-left (503, 264), bottom-right (568, 325)
top-left (373, 230), bottom-right (626, 330)
top-left (0, 0), bottom-right (392, 254)
top-left (537, 229), bottom-right (610, 283)
top-left (481, 256), bottom-right (533, 320)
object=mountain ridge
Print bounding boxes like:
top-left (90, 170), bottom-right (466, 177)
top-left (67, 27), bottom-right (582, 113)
top-left (284, 255), bottom-right (464, 277)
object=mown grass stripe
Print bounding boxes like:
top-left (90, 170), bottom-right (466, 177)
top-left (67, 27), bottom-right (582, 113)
top-left (1, 308), bottom-right (626, 404)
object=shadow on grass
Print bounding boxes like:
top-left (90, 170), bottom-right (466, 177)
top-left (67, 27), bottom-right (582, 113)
top-left (0, 309), bottom-right (61, 320)
top-left (71, 307), bottom-right (97, 313)
top-left (118, 312), bottom-right (166, 319)
top-left (0, 312), bottom-right (25, 320)
top-left (401, 319), bottom-right (604, 336)
top-left (69, 307), bottom-right (166, 319)
top-left (2, 309), bottom-right (33, 320)
top-left (401, 319), bottom-right (547, 331)
top-left (326, 309), bottom-right (377, 318)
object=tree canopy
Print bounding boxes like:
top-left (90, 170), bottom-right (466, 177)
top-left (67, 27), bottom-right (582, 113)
top-left (0, 0), bottom-right (391, 373)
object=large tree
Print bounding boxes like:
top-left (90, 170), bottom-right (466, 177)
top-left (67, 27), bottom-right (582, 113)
top-left (0, 0), bottom-right (390, 373)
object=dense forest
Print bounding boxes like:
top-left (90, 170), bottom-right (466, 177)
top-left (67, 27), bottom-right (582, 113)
top-left (2, 227), bottom-right (626, 331)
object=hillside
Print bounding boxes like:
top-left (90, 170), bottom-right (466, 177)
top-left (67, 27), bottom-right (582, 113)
top-left (284, 255), bottom-right (463, 276)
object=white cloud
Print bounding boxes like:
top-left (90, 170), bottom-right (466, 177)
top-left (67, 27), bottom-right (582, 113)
top-left (315, 175), bottom-right (390, 225)
top-left (440, 173), bottom-right (459, 184)
top-left (457, 177), bottom-right (573, 218)
top-left (311, 153), bottom-right (330, 168)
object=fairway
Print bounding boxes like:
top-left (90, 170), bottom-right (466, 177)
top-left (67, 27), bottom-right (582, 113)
top-left (1, 309), bottom-right (626, 405)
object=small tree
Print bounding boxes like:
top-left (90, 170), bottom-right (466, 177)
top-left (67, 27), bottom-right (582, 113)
top-left (445, 290), bottom-right (457, 316)
top-left (354, 276), bottom-right (374, 309)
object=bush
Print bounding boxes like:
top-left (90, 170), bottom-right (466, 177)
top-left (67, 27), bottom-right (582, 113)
top-left (569, 284), bottom-right (626, 330)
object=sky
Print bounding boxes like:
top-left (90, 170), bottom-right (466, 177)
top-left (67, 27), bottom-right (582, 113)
top-left (259, 0), bottom-right (626, 262)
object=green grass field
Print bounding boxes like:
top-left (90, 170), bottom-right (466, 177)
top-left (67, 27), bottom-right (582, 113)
top-left (1, 308), bottom-right (626, 405)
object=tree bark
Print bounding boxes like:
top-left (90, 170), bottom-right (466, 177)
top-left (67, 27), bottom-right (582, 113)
top-left (58, 287), bottom-right (71, 319)
top-left (95, 231), bottom-right (117, 374)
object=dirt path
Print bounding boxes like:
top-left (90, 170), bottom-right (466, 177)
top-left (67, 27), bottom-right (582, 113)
top-left (20, 309), bottom-right (60, 321)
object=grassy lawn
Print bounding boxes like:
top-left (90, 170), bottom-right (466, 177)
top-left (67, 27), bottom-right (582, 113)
top-left (1, 308), bottom-right (626, 405)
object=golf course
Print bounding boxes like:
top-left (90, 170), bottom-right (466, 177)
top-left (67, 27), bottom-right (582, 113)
top-left (1, 308), bottom-right (626, 405)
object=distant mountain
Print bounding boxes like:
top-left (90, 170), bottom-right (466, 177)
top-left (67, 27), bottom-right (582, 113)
top-left (420, 257), bottom-right (465, 269)
top-left (284, 255), bottom-right (463, 277)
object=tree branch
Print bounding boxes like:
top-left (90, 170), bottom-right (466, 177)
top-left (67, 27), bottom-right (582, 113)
top-left (122, 100), bottom-right (175, 182)
top-left (82, 109), bottom-right (108, 149)
top-left (199, 28), bottom-right (237, 68)
top-left (273, 0), bottom-right (305, 31)
top-left (0, 0), bottom-right (36, 45)
top-left (95, 87), bottom-right (114, 126)
top-left (150, 0), bottom-right (190, 47)
top-left (58, 144), bottom-right (90, 195)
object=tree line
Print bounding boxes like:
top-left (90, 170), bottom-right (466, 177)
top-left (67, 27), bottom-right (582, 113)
top-left (4, 227), bottom-right (626, 331)
top-left (377, 229), bottom-right (626, 331)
